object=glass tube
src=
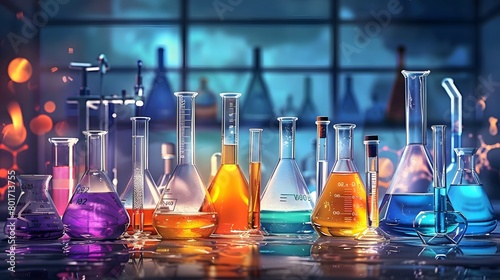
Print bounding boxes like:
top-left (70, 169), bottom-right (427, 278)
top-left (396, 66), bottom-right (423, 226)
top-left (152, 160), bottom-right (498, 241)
top-left (132, 135), bottom-right (145, 235)
top-left (249, 128), bottom-right (263, 230)
top-left (315, 116), bottom-right (330, 200)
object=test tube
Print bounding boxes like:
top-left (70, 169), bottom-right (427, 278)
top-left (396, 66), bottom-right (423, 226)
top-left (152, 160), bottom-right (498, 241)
top-left (315, 116), bottom-right (330, 200)
top-left (249, 128), bottom-right (263, 230)
top-left (132, 135), bottom-right (145, 235)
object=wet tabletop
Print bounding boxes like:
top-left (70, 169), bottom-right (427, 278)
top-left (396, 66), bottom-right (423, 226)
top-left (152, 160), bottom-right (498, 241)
top-left (1, 225), bottom-right (500, 279)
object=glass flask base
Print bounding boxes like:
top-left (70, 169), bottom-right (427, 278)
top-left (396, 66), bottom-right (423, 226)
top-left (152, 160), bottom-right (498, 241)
top-left (260, 210), bottom-right (314, 235)
top-left (4, 216), bottom-right (64, 240)
top-left (126, 208), bottom-right (157, 235)
top-left (354, 227), bottom-right (388, 242)
top-left (463, 220), bottom-right (498, 236)
top-left (152, 212), bottom-right (217, 239)
top-left (414, 210), bottom-right (468, 245)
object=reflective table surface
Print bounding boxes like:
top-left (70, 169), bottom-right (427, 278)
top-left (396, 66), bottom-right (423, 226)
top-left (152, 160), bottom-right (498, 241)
top-left (1, 225), bottom-right (500, 279)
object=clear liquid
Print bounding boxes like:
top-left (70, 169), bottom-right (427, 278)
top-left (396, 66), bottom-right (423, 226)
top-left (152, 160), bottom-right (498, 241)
top-left (448, 184), bottom-right (497, 235)
top-left (153, 212), bottom-right (217, 239)
top-left (379, 193), bottom-right (433, 237)
top-left (260, 210), bottom-right (313, 234)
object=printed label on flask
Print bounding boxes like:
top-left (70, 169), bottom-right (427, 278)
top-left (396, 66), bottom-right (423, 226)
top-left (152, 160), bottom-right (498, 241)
top-left (279, 193), bottom-right (311, 203)
top-left (162, 198), bottom-right (177, 211)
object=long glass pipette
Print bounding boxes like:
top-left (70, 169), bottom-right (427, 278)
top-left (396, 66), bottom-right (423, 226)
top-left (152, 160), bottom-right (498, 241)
top-left (315, 116), bottom-right (330, 201)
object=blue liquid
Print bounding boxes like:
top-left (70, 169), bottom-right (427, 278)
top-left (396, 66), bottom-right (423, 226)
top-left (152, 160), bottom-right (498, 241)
top-left (448, 184), bottom-right (497, 235)
top-left (260, 210), bottom-right (314, 234)
top-left (379, 193), bottom-right (433, 237)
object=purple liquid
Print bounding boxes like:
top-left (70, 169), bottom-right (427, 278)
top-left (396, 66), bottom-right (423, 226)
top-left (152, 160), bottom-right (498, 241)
top-left (62, 192), bottom-right (129, 240)
top-left (3, 213), bottom-right (64, 240)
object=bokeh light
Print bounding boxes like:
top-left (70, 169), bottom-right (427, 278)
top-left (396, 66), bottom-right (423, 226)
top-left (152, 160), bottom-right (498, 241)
top-left (2, 102), bottom-right (27, 147)
top-left (8, 57), bottom-right (32, 83)
top-left (54, 121), bottom-right (70, 136)
top-left (30, 114), bottom-right (53, 135)
top-left (44, 101), bottom-right (56, 113)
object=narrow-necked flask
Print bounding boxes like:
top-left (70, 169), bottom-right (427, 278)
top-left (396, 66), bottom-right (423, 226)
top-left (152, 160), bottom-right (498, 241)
top-left (298, 76), bottom-right (318, 124)
top-left (208, 93), bottom-right (250, 234)
top-left (120, 117), bottom-right (160, 234)
top-left (338, 76), bottom-right (361, 123)
top-left (48, 137), bottom-right (79, 217)
top-left (312, 123), bottom-right (367, 237)
top-left (62, 130), bottom-right (129, 240)
top-left (4, 175), bottom-right (64, 240)
top-left (260, 117), bottom-right (314, 235)
top-left (379, 70), bottom-right (434, 237)
top-left (153, 92), bottom-right (217, 239)
top-left (196, 77), bottom-right (218, 124)
top-left (449, 148), bottom-right (497, 235)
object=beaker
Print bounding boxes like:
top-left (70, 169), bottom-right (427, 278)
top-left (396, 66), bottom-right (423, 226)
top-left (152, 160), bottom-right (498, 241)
top-left (260, 117), bottom-right (314, 235)
top-left (3, 175), bottom-right (64, 240)
top-left (120, 117), bottom-right (160, 234)
top-left (379, 70), bottom-right (434, 237)
top-left (312, 123), bottom-right (367, 237)
top-left (48, 137), bottom-right (79, 217)
top-left (208, 93), bottom-right (250, 234)
top-left (448, 148), bottom-right (497, 235)
top-left (62, 130), bottom-right (129, 240)
top-left (153, 92), bottom-right (217, 239)
top-left (249, 128), bottom-right (263, 230)
top-left (157, 142), bottom-right (176, 194)
top-left (413, 125), bottom-right (467, 245)
top-left (315, 116), bottom-right (330, 200)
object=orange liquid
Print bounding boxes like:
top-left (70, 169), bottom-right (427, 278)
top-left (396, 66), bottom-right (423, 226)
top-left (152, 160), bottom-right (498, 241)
top-left (249, 162), bottom-right (261, 229)
top-left (208, 163), bottom-right (250, 234)
top-left (153, 212), bottom-right (217, 239)
top-left (312, 172), bottom-right (367, 236)
top-left (126, 208), bottom-right (156, 234)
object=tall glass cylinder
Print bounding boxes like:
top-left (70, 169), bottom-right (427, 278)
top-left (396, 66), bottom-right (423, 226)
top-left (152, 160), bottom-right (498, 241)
top-left (315, 116), bottom-right (330, 200)
top-left (208, 93), bottom-right (250, 234)
top-left (132, 135), bottom-right (145, 235)
top-left (249, 128), bottom-right (263, 230)
top-left (48, 137), bottom-right (79, 217)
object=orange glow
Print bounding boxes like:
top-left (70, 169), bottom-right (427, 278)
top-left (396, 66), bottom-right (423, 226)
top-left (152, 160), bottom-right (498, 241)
top-left (68, 48), bottom-right (74, 54)
top-left (62, 76), bottom-right (67, 83)
top-left (7, 80), bottom-right (15, 94)
top-left (44, 101), bottom-right (56, 113)
top-left (379, 158), bottom-right (394, 187)
top-left (54, 121), bottom-right (70, 136)
top-left (8, 57), bottom-right (32, 83)
top-left (16, 11), bottom-right (23, 19)
top-left (0, 169), bottom-right (7, 178)
top-left (489, 117), bottom-right (498, 136)
top-left (2, 102), bottom-right (27, 148)
top-left (476, 134), bottom-right (500, 173)
top-left (51, 67), bottom-right (58, 73)
top-left (30, 114), bottom-right (53, 135)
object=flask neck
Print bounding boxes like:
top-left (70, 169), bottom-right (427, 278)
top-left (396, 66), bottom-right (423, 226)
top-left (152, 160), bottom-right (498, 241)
top-left (49, 138), bottom-right (78, 167)
top-left (432, 125), bottom-right (446, 189)
top-left (335, 124), bottom-right (355, 161)
top-left (403, 70), bottom-right (430, 145)
top-left (158, 47), bottom-right (166, 72)
top-left (253, 47), bottom-right (261, 70)
top-left (175, 92), bottom-right (197, 165)
top-left (279, 117), bottom-right (297, 159)
top-left (220, 93), bottom-right (241, 164)
top-left (131, 117), bottom-right (151, 169)
top-left (450, 132), bottom-right (461, 163)
top-left (457, 151), bottom-right (475, 173)
top-left (84, 131), bottom-right (107, 171)
top-left (249, 129), bottom-right (263, 163)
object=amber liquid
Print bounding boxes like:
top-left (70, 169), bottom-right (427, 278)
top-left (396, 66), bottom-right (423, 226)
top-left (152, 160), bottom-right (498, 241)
top-left (208, 144), bottom-right (250, 234)
top-left (312, 172), bottom-right (367, 236)
top-left (249, 162), bottom-right (261, 229)
top-left (126, 208), bottom-right (156, 234)
top-left (152, 212), bottom-right (217, 239)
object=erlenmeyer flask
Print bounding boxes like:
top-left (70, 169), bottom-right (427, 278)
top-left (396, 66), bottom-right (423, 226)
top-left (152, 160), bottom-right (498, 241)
top-left (3, 175), bottom-right (64, 240)
top-left (241, 47), bottom-right (275, 126)
top-left (338, 76), bottom-right (361, 123)
top-left (449, 148), bottom-right (497, 235)
top-left (208, 93), bottom-right (250, 234)
top-left (260, 117), bottom-right (314, 235)
top-left (120, 117), bottom-right (160, 234)
top-left (379, 70), bottom-right (434, 237)
top-left (312, 123), bottom-right (367, 237)
top-left (153, 92), bottom-right (217, 239)
top-left (196, 77), bottom-right (218, 124)
top-left (62, 130), bottom-right (129, 240)
top-left (299, 76), bottom-right (317, 124)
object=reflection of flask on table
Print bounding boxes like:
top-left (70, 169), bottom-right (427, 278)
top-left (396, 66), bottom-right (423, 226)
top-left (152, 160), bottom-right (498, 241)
top-left (260, 117), bottom-right (314, 235)
top-left (241, 47), bottom-right (275, 126)
top-left (196, 77), bottom-right (218, 124)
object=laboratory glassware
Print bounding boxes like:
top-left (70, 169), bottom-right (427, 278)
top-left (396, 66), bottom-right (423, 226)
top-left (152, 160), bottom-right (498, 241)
top-left (153, 92), bottom-right (217, 239)
top-left (386, 46), bottom-right (406, 123)
top-left (62, 130), bottom-right (129, 240)
top-left (241, 47), bottom-right (275, 126)
top-left (299, 76), bottom-right (317, 124)
top-left (338, 76), bottom-right (361, 122)
top-left (120, 117), bottom-right (160, 234)
top-left (249, 128), bottom-right (263, 230)
top-left (355, 135), bottom-right (388, 241)
top-left (414, 125), bottom-right (467, 245)
top-left (208, 93), bottom-right (250, 234)
top-left (48, 137), bottom-right (79, 217)
top-left (316, 116), bottom-right (330, 200)
top-left (143, 47), bottom-right (176, 125)
top-left (208, 152), bottom-right (221, 187)
top-left (131, 135), bottom-right (145, 236)
top-left (196, 77), bottom-right (218, 124)
top-left (448, 148), bottom-right (497, 235)
top-left (3, 175), bottom-right (64, 240)
top-left (378, 70), bottom-right (434, 237)
top-left (312, 123), bottom-right (367, 237)
top-left (260, 117), bottom-right (314, 235)
top-left (441, 78), bottom-right (462, 188)
top-left (157, 142), bottom-right (175, 193)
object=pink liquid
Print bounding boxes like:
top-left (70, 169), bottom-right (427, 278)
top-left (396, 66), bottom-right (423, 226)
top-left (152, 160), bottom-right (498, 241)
top-left (52, 166), bottom-right (77, 216)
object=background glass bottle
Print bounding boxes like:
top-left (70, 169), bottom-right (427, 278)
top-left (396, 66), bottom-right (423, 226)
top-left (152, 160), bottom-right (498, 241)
top-left (48, 137), bottom-right (79, 217)
top-left (153, 92), bottom-right (217, 239)
top-left (312, 123), bottom-right (367, 237)
top-left (62, 130), bottom-right (129, 240)
top-left (260, 117), bottom-right (314, 235)
top-left (208, 93), bottom-right (250, 234)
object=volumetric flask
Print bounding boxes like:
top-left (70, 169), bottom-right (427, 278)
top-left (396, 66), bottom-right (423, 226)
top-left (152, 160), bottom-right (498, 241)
top-left (62, 130), bottom-right (129, 240)
top-left (208, 93), bottom-right (250, 234)
top-left (312, 123), bottom-right (367, 237)
top-left (120, 117), bottom-right (160, 234)
top-left (153, 92), bottom-right (217, 239)
top-left (260, 117), bottom-right (314, 235)
top-left (449, 148), bottom-right (497, 236)
top-left (48, 137), bottom-right (79, 217)
top-left (379, 70), bottom-right (434, 237)
top-left (4, 175), bottom-right (64, 240)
